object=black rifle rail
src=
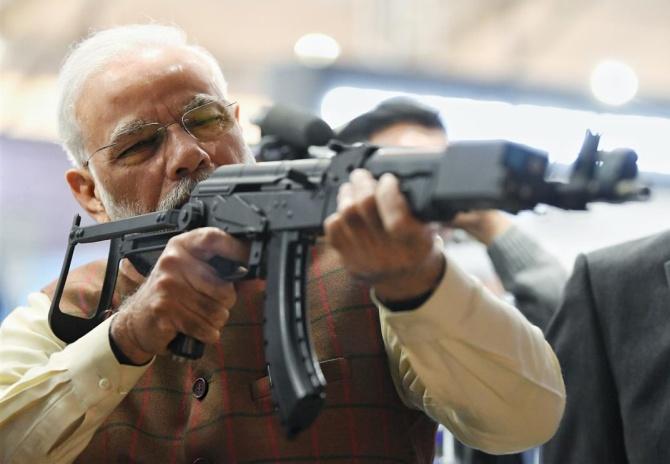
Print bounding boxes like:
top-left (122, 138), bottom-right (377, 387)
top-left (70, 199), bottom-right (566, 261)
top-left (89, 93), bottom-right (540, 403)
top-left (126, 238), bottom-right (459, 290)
top-left (48, 134), bottom-right (647, 438)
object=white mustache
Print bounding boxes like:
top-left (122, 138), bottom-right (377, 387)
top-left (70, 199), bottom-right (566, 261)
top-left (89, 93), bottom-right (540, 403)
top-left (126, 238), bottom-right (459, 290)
top-left (157, 168), bottom-right (212, 211)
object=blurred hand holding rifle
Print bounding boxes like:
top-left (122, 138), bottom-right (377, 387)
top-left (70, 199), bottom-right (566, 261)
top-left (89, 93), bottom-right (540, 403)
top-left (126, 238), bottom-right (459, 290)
top-left (48, 125), bottom-right (648, 438)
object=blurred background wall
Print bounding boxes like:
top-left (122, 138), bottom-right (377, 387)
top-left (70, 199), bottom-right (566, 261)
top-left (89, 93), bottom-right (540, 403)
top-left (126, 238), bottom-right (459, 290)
top-left (1, 0), bottom-right (668, 322)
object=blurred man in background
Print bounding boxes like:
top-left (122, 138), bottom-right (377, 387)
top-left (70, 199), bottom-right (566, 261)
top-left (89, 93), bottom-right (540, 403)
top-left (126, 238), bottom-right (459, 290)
top-left (0, 25), bottom-right (565, 463)
top-left (338, 98), bottom-right (568, 464)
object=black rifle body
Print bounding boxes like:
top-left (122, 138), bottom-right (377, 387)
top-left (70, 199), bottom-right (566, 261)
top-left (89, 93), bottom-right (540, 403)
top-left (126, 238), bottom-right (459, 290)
top-left (48, 137), bottom-right (643, 438)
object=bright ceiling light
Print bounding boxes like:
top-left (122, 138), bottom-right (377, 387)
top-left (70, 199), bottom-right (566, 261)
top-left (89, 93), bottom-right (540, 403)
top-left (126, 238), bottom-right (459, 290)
top-left (294, 33), bottom-right (340, 68)
top-left (590, 60), bottom-right (639, 106)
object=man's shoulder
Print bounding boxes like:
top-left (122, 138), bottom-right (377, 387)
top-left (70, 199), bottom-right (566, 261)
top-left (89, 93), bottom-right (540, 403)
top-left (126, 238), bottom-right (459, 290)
top-left (586, 230), bottom-right (670, 267)
top-left (583, 229), bottom-right (670, 287)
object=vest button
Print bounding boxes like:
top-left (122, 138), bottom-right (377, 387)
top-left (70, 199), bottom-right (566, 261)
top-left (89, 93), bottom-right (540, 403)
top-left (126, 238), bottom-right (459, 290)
top-left (192, 377), bottom-right (209, 400)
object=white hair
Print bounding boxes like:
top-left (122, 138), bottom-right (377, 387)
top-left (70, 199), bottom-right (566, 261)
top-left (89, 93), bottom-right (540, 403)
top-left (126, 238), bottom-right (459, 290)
top-left (57, 24), bottom-right (228, 167)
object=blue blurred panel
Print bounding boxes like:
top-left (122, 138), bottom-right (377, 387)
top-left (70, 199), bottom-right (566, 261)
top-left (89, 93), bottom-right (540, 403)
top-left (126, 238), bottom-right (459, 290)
top-left (0, 135), bottom-right (99, 321)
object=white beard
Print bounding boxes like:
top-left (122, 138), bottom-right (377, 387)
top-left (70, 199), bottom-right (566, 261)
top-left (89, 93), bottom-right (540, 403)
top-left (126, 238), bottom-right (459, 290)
top-left (96, 168), bottom-right (212, 221)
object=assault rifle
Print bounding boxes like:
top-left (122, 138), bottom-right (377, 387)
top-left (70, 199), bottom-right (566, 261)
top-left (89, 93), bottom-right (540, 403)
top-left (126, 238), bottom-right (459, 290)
top-left (48, 131), bottom-right (646, 438)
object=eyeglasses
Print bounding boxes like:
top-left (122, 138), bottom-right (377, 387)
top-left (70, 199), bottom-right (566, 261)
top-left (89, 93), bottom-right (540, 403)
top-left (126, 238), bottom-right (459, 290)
top-left (83, 100), bottom-right (237, 168)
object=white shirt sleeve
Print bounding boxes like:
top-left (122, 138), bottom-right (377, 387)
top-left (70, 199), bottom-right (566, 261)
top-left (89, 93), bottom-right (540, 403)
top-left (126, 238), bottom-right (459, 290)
top-left (374, 255), bottom-right (566, 454)
top-left (0, 255), bottom-right (566, 461)
top-left (0, 292), bottom-right (151, 464)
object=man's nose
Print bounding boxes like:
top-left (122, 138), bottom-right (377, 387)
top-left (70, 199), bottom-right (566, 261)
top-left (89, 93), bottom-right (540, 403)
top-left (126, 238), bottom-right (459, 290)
top-left (164, 125), bottom-right (211, 179)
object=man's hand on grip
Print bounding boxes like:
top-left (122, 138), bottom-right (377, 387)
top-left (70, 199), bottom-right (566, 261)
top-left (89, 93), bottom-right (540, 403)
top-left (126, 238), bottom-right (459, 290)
top-left (110, 227), bottom-right (249, 365)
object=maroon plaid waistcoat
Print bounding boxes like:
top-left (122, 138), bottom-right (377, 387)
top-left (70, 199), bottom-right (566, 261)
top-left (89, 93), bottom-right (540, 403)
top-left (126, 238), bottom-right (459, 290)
top-left (44, 242), bottom-right (437, 464)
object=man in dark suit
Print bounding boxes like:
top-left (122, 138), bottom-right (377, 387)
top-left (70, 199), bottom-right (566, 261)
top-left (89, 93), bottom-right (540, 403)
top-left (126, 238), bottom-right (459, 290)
top-left (543, 230), bottom-right (670, 463)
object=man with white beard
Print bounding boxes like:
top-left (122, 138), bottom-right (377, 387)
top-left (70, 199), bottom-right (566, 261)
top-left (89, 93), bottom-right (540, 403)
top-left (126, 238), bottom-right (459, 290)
top-left (0, 24), bottom-right (565, 463)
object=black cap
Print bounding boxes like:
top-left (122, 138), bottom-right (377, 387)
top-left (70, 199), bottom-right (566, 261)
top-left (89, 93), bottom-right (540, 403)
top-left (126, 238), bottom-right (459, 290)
top-left (336, 97), bottom-right (446, 144)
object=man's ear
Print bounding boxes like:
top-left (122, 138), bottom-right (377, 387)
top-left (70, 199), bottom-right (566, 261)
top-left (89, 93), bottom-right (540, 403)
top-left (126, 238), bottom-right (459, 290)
top-left (234, 103), bottom-right (240, 121)
top-left (65, 168), bottom-right (111, 223)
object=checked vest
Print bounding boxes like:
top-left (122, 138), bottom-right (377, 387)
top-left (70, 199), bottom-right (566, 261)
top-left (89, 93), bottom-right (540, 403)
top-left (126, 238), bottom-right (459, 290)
top-left (45, 241), bottom-right (437, 464)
